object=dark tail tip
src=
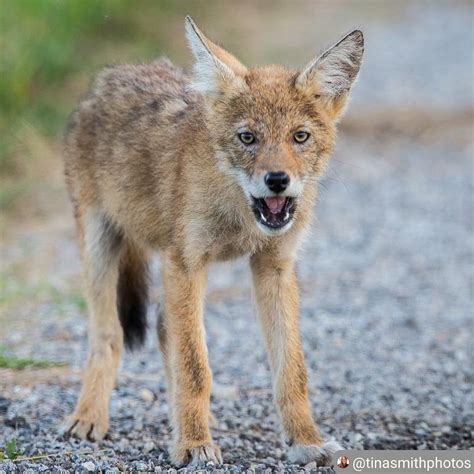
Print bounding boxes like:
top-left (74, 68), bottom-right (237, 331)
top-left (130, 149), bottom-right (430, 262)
top-left (117, 246), bottom-right (149, 350)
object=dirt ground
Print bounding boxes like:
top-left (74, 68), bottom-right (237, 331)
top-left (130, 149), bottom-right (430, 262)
top-left (1, 2), bottom-right (473, 472)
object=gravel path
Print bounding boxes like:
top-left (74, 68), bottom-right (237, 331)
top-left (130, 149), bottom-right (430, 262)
top-left (1, 3), bottom-right (473, 472)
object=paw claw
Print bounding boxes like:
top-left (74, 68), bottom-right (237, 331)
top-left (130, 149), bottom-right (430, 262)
top-left (172, 443), bottom-right (222, 467)
top-left (188, 444), bottom-right (223, 466)
top-left (61, 417), bottom-right (107, 442)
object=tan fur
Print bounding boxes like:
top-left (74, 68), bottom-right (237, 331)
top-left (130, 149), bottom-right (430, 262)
top-left (63, 16), bottom-right (363, 466)
top-left (250, 250), bottom-right (321, 446)
top-left (64, 208), bottom-right (124, 441)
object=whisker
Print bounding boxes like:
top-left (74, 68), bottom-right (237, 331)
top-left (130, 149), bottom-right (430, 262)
top-left (331, 157), bottom-right (363, 170)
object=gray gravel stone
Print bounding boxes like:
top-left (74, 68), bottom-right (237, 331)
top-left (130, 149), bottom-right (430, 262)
top-left (1, 2), bottom-right (473, 472)
top-left (82, 461), bottom-right (96, 471)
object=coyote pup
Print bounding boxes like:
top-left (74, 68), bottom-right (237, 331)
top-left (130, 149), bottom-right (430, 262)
top-left (63, 16), bottom-right (363, 466)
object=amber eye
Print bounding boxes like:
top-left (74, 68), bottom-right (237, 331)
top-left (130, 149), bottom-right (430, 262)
top-left (238, 131), bottom-right (256, 145)
top-left (294, 131), bottom-right (310, 143)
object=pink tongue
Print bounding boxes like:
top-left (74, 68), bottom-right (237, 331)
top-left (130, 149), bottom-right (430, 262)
top-left (264, 196), bottom-right (286, 214)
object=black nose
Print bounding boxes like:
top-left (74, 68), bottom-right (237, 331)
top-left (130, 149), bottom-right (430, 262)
top-left (264, 171), bottom-right (290, 193)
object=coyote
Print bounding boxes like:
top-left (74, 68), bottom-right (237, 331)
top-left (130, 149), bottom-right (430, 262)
top-left (63, 16), bottom-right (363, 466)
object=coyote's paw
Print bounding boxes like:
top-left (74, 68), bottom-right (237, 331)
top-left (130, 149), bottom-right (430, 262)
top-left (188, 444), bottom-right (223, 467)
top-left (61, 414), bottom-right (108, 442)
top-left (172, 443), bottom-right (223, 467)
top-left (287, 440), bottom-right (342, 466)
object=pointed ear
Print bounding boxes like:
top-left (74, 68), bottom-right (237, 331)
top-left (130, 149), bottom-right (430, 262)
top-left (185, 16), bottom-right (247, 94)
top-left (296, 30), bottom-right (364, 118)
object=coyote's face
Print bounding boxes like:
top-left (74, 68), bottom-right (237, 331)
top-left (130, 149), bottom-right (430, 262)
top-left (186, 18), bottom-right (363, 235)
top-left (209, 68), bottom-right (338, 235)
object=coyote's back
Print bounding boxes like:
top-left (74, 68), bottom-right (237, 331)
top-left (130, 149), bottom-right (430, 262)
top-left (64, 59), bottom-right (202, 246)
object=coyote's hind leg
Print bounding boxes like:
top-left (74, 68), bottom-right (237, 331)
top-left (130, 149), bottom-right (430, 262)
top-left (64, 208), bottom-right (124, 441)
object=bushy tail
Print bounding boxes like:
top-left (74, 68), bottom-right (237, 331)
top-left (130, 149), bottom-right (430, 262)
top-left (117, 243), bottom-right (149, 350)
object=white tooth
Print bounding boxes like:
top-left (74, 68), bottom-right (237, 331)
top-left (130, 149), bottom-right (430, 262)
top-left (260, 212), bottom-right (268, 223)
top-left (284, 212), bottom-right (290, 221)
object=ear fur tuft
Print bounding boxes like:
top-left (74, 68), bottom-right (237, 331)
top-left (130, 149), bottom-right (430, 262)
top-left (297, 29), bottom-right (364, 97)
top-left (185, 16), bottom-right (247, 93)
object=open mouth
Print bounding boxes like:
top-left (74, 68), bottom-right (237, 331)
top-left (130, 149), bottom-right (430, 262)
top-left (251, 196), bottom-right (296, 230)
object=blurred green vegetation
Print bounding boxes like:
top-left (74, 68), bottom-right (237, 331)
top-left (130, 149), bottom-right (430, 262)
top-left (0, 438), bottom-right (19, 460)
top-left (0, 0), bottom-right (186, 212)
top-left (0, 266), bottom-right (87, 313)
top-left (0, 345), bottom-right (66, 370)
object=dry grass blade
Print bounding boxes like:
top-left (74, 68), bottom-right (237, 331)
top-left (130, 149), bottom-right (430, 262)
top-left (12, 448), bottom-right (111, 463)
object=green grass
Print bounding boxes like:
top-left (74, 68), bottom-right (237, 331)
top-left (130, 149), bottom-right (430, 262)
top-left (0, 0), bottom-right (181, 167)
top-left (0, 346), bottom-right (66, 370)
top-left (0, 0), bottom-right (183, 212)
top-left (0, 438), bottom-right (20, 460)
top-left (1, 0), bottom-right (114, 169)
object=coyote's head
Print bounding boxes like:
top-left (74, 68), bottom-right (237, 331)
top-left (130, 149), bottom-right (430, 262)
top-left (185, 16), bottom-right (364, 236)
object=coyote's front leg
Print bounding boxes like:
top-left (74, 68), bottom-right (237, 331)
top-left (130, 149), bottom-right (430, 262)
top-left (250, 251), bottom-right (342, 466)
top-left (161, 252), bottom-right (222, 467)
